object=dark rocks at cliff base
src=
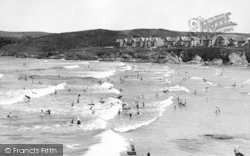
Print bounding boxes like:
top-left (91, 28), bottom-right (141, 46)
top-left (228, 52), bottom-right (248, 65)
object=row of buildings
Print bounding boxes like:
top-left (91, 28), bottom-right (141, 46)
top-left (115, 35), bottom-right (250, 48)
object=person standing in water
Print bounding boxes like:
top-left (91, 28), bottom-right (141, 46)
top-left (77, 117), bottom-right (81, 125)
top-left (129, 139), bottom-right (135, 152)
top-left (41, 110), bottom-right (44, 117)
top-left (234, 146), bottom-right (244, 156)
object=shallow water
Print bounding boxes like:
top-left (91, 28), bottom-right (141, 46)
top-left (0, 57), bottom-right (249, 156)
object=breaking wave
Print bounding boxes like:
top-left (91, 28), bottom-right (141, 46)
top-left (0, 83), bottom-right (66, 105)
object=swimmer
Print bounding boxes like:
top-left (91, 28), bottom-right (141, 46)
top-left (41, 110), bottom-right (44, 117)
top-left (215, 107), bottom-right (220, 114)
top-left (71, 118), bottom-right (74, 124)
top-left (155, 92), bottom-right (159, 98)
top-left (7, 112), bottom-right (12, 118)
top-left (234, 146), bottom-right (244, 156)
top-left (142, 102), bottom-right (145, 107)
top-left (118, 109), bottom-right (121, 115)
top-left (25, 95), bottom-right (31, 100)
top-left (77, 117), bottom-right (81, 125)
top-left (54, 89), bottom-right (57, 95)
top-left (194, 90), bottom-right (197, 95)
top-left (71, 101), bottom-right (74, 107)
top-left (206, 86), bottom-right (209, 91)
top-left (129, 139), bottom-right (135, 152)
top-left (136, 103), bottom-right (139, 110)
top-left (68, 88), bottom-right (71, 92)
top-left (136, 110), bottom-right (140, 115)
top-left (46, 109), bottom-right (51, 114)
top-left (129, 113), bottom-right (132, 118)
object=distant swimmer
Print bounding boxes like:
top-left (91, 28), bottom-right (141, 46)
top-left (46, 109), bottom-right (51, 114)
top-left (232, 82), bottom-right (236, 88)
top-left (194, 90), bottom-right (197, 95)
top-left (155, 92), bottom-right (159, 98)
top-left (25, 95), bottom-right (31, 100)
top-left (54, 89), bottom-right (57, 95)
top-left (71, 101), bottom-right (75, 107)
top-left (205, 86), bottom-right (209, 91)
top-left (136, 103), bottom-right (139, 110)
top-left (71, 118), bottom-right (74, 124)
top-left (163, 89), bottom-right (169, 94)
top-left (68, 88), bottom-right (71, 92)
top-left (7, 112), bottom-right (12, 118)
top-left (136, 110), bottom-right (140, 115)
top-left (92, 110), bottom-right (95, 114)
top-left (41, 110), bottom-right (44, 117)
top-left (142, 102), bottom-right (145, 107)
top-left (100, 98), bottom-right (105, 104)
top-left (83, 87), bottom-right (88, 93)
top-left (129, 112), bottom-right (132, 118)
top-left (77, 117), bottom-right (81, 125)
top-left (215, 107), bottom-right (220, 114)
top-left (203, 78), bottom-right (207, 82)
top-left (117, 95), bottom-right (122, 99)
top-left (234, 146), bottom-right (244, 156)
top-left (129, 139), bottom-right (135, 152)
top-left (118, 109), bottom-right (121, 115)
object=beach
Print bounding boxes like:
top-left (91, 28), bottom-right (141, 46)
top-left (0, 57), bottom-right (250, 156)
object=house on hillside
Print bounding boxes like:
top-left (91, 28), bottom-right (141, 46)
top-left (164, 36), bottom-right (180, 48)
top-left (189, 37), bottom-right (200, 47)
top-left (200, 36), bottom-right (212, 47)
top-left (233, 37), bottom-right (247, 47)
top-left (213, 36), bottom-right (229, 47)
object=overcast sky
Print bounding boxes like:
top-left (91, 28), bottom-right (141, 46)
top-left (0, 0), bottom-right (249, 33)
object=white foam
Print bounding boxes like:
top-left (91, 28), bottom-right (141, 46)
top-left (0, 73), bottom-right (3, 78)
top-left (66, 144), bottom-right (81, 149)
top-left (84, 129), bottom-right (128, 156)
top-left (42, 60), bottom-right (48, 63)
top-left (80, 70), bottom-right (116, 79)
top-left (92, 82), bottom-right (120, 95)
top-left (95, 98), bottom-right (122, 120)
top-left (190, 77), bottom-right (203, 80)
top-left (243, 79), bottom-right (250, 84)
top-left (115, 96), bottom-right (174, 133)
top-left (0, 83), bottom-right (66, 105)
top-left (114, 117), bottom-right (157, 133)
top-left (80, 119), bottom-right (107, 131)
top-left (116, 62), bottom-right (126, 66)
top-left (116, 65), bottom-right (132, 71)
top-left (166, 85), bottom-right (189, 93)
top-left (63, 65), bottom-right (79, 69)
top-left (163, 69), bottom-right (174, 77)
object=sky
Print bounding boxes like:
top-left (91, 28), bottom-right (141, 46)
top-left (0, 0), bottom-right (250, 33)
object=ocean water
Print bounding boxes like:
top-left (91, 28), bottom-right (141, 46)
top-left (0, 57), bottom-right (250, 156)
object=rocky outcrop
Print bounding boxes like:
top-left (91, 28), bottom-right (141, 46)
top-left (228, 52), bottom-right (248, 65)
top-left (188, 55), bottom-right (203, 64)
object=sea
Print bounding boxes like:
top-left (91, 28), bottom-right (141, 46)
top-left (0, 56), bottom-right (249, 156)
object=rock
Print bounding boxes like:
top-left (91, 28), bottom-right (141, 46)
top-left (228, 52), bottom-right (248, 65)
top-left (211, 58), bottom-right (223, 65)
top-left (188, 55), bottom-right (203, 64)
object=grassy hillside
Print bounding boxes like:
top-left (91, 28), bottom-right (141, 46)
top-left (0, 31), bottom-right (52, 39)
top-left (1, 28), bottom-right (250, 57)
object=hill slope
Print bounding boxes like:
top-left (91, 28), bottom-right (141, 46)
top-left (0, 28), bottom-right (250, 57)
